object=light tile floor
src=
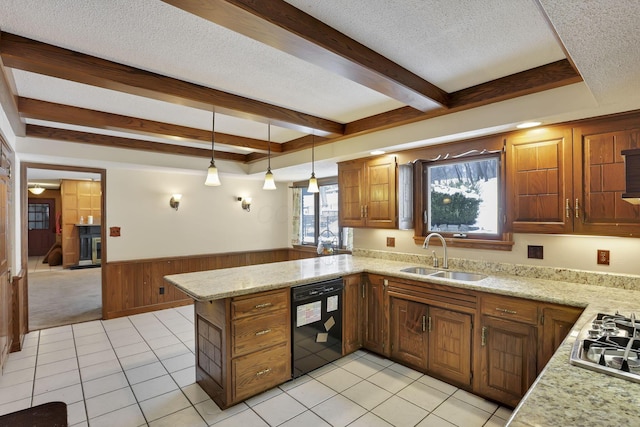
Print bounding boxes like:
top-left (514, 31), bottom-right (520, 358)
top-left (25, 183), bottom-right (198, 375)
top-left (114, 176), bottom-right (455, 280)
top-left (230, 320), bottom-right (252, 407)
top-left (0, 306), bottom-right (512, 426)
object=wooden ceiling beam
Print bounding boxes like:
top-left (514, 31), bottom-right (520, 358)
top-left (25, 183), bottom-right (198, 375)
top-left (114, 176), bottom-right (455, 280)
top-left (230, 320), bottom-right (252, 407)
top-left (344, 59), bottom-right (582, 137)
top-left (0, 32), bottom-right (344, 137)
top-left (26, 124), bottom-right (248, 162)
top-left (0, 33), bottom-right (24, 137)
top-left (162, 0), bottom-right (449, 111)
top-left (18, 97), bottom-right (280, 153)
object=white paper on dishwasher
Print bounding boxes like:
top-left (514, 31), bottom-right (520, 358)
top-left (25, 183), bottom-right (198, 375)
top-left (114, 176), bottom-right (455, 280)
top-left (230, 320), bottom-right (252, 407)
top-left (327, 295), bottom-right (338, 312)
top-left (296, 301), bottom-right (321, 327)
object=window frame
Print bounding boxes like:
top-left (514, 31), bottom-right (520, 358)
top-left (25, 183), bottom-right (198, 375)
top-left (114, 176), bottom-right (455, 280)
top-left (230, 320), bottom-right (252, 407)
top-left (413, 148), bottom-right (514, 251)
top-left (293, 177), bottom-right (345, 249)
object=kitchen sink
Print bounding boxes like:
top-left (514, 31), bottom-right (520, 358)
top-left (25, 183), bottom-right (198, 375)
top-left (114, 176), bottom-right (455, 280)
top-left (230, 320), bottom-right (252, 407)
top-left (400, 267), bottom-right (486, 282)
top-left (400, 266), bottom-right (440, 275)
top-left (428, 270), bottom-right (487, 282)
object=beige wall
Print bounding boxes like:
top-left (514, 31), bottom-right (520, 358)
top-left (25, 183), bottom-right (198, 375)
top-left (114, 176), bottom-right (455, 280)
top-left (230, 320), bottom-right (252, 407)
top-left (106, 167), bottom-right (289, 261)
top-left (354, 228), bottom-right (640, 276)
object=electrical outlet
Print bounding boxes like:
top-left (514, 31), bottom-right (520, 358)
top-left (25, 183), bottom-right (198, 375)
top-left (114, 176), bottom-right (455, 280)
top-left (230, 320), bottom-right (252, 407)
top-left (597, 250), bottom-right (610, 265)
top-left (159, 287), bottom-right (165, 295)
top-left (527, 245), bottom-right (543, 259)
top-left (386, 237), bottom-right (395, 247)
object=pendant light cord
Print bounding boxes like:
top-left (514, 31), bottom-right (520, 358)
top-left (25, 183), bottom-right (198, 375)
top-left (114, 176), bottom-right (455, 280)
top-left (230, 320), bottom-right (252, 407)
top-left (211, 112), bottom-right (216, 162)
top-left (267, 123), bottom-right (271, 169)
top-left (311, 133), bottom-right (315, 174)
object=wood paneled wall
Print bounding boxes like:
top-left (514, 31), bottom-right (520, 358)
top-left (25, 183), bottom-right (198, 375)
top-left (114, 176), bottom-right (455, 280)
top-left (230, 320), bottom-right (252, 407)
top-left (61, 180), bottom-right (101, 267)
top-left (103, 248), bottom-right (300, 319)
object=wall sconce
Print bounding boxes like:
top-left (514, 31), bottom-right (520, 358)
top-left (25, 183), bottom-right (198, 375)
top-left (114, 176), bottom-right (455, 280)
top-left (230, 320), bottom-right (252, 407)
top-left (237, 197), bottom-right (252, 212)
top-left (169, 194), bottom-right (182, 211)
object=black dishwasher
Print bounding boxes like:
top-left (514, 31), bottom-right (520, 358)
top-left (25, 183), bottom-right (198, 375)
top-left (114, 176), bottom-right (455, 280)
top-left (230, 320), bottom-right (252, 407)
top-left (291, 278), bottom-right (343, 378)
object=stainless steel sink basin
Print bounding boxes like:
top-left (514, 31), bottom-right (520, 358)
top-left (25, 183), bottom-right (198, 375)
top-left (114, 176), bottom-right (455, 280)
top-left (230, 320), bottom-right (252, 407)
top-left (400, 267), bottom-right (486, 282)
top-left (400, 266), bottom-right (440, 275)
top-left (429, 270), bottom-right (487, 281)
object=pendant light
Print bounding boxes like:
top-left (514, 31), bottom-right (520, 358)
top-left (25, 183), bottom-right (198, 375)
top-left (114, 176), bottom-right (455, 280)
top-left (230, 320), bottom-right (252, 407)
top-left (29, 184), bottom-right (46, 195)
top-left (263, 123), bottom-right (277, 190)
top-left (204, 111), bottom-right (221, 186)
top-left (307, 133), bottom-right (319, 193)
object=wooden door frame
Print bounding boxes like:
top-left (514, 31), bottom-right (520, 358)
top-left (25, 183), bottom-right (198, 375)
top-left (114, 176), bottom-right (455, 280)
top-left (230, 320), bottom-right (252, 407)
top-left (20, 163), bottom-right (107, 329)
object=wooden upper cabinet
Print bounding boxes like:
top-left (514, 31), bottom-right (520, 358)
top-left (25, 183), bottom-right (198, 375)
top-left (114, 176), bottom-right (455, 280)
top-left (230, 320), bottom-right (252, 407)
top-left (338, 156), bottom-right (397, 228)
top-left (507, 111), bottom-right (640, 237)
top-left (573, 119), bottom-right (640, 237)
top-left (506, 127), bottom-right (573, 234)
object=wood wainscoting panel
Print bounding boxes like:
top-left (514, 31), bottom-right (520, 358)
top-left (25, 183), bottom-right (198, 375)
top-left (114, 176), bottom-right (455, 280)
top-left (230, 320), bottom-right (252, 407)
top-left (103, 248), bottom-right (290, 319)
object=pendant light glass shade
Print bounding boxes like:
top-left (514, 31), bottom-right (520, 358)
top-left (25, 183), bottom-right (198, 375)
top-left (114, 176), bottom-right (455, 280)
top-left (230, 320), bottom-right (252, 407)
top-left (29, 184), bottom-right (45, 195)
top-left (204, 111), bottom-right (221, 186)
top-left (307, 133), bottom-right (319, 193)
top-left (263, 123), bottom-right (277, 190)
top-left (205, 162), bottom-right (221, 186)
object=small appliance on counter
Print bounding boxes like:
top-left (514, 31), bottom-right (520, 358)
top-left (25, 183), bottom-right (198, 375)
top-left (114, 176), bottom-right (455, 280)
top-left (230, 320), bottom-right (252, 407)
top-left (570, 312), bottom-right (640, 383)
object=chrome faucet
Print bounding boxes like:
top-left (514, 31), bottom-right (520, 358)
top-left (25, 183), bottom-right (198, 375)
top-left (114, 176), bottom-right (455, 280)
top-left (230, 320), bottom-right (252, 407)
top-left (423, 232), bottom-right (448, 269)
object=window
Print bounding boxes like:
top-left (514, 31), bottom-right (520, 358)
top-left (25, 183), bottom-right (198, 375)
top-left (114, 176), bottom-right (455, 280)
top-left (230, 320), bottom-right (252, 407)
top-left (425, 154), bottom-right (500, 236)
top-left (415, 149), bottom-right (512, 249)
top-left (292, 179), bottom-right (352, 251)
top-left (28, 203), bottom-right (50, 230)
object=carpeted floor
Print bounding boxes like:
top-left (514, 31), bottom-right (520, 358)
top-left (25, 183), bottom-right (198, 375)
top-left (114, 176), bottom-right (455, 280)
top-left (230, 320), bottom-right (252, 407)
top-left (28, 266), bottom-right (102, 331)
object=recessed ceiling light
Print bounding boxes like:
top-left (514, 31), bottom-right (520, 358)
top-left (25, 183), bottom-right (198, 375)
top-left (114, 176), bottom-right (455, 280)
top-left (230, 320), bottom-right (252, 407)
top-left (370, 150), bottom-right (386, 155)
top-left (516, 121), bottom-right (542, 129)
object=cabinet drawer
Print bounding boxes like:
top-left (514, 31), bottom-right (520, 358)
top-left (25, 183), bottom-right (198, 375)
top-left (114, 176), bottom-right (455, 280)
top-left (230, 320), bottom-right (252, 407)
top-left (232, 342), bottom-right (291, 402)
top-left (232, 289), bottom-right (289, 319)
top-left (481, 294), bottom-right (538, 325)
top-left (232, 309), bottom-right (289, 357)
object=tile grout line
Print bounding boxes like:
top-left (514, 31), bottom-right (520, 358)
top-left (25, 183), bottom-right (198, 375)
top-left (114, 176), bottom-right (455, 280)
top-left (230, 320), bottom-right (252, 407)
top-left (125, 309), bottom-right (206, 426)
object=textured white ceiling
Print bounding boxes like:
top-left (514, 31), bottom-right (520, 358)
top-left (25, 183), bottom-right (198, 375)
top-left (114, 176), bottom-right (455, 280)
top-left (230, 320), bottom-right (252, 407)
top-left (2, 0), bottom-right (640, 182)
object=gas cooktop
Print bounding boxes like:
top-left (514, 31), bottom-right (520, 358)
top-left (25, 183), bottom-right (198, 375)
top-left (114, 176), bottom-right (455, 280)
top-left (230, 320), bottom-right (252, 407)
top-left (570, 312), bottom-right (640, 383)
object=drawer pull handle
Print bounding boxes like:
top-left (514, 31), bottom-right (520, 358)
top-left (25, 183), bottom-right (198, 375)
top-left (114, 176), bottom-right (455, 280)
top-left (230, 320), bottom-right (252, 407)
top-left (256, 368), bottom-right (271, 377)
top-left (255, 329), bottom-right (271, 336)
top-left (254, 303), bottom-right (272, 309)
top-left (481, 326), bottom-right (487, 347)
top-left (496, 307), bottom-right (517, 315)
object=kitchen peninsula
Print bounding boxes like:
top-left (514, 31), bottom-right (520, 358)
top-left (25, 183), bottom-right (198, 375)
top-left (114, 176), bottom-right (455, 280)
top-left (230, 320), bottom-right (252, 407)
top-left (164, 254), bottom-right (640, 426)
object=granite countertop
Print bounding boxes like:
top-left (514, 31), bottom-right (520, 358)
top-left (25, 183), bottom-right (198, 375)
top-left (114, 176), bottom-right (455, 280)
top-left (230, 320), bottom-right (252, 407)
top-left (164, 254), bottom-right (640, 426)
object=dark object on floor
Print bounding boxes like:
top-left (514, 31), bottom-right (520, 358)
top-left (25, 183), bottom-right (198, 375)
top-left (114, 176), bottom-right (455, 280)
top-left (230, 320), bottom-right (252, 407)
top-left (0, 401), bottom-right (67, 427)
top-left (47, 248), bottom-right (63, 266)
top-left (69, 264), bottom-right (100, 270)
top-left (42, 242), bottom-right (63, 266)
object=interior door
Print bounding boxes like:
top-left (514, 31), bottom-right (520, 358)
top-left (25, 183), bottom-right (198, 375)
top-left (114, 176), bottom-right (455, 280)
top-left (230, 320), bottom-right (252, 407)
top-left (28, 198), bottom-right (56, 256)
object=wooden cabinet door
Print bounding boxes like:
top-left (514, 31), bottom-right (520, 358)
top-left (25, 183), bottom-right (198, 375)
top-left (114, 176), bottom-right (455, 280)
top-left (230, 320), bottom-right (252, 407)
top-left (364, 157), bottom-right (397, 229)
top-left (538, 305), bottom-right (582, 372)
top-left (573, 120), bottom-right (640, 236)
top-left (506, 128), bottom-right (573, 233)
top-left (343, 274), bottom-right (363, 355)
top-left (479, 315), bottom-right (537, 407)
top-left (390, 297), bottom-right (428, 370)
top-left (338, 161), bottom-right (365, 227)
top-left (339, 156), bottom-right (397, 229)
top-left (364, 274), bottom-right (386, 355)
top-left (428, 306), bottom-right (472, 387)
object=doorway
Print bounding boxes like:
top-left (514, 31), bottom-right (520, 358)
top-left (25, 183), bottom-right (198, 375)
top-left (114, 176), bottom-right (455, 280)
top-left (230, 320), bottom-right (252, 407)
top-left (22, 163), bottom-right (106, 331)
